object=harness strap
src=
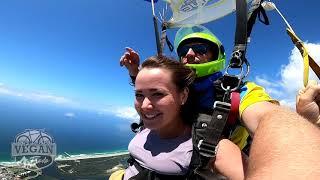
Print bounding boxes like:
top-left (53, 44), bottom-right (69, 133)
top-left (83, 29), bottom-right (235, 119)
top-left (160, 23), bottom-right (174, 53)
top-left (227, 92), bottom-right (240, 125)
top-left (247, 0), bottom-right (270, 40)
top-left (127, 155), bottom-right (187, 180)
top-left (153, 15), bottom-right (162, 56)
top-left (128, 155), bottom-right (144, 172)
top-left (192, 86), bottom-right (232, 177)
top-left (230, 0), bottom-right (248, 68)
top-left (192, 74), bottom-right (243, 179)
top-left (166, 35), bottom-right (174, 52)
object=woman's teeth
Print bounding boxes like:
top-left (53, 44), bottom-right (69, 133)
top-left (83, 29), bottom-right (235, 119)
top-left (145, 114), bottom-right (156, 118)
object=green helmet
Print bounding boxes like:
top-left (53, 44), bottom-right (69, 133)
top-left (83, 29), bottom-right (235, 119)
top-left (174, 25), bottom-right (226, 77)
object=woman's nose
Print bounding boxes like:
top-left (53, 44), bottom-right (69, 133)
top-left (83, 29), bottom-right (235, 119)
top-left (141, 97), bottom-right (153, 109)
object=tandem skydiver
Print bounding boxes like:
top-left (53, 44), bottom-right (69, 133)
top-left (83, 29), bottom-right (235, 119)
top-left (116, 25), bottom-right (281, 179)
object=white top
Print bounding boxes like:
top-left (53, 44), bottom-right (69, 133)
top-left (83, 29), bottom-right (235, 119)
top-left (123, 128), bottom-right (193, 180)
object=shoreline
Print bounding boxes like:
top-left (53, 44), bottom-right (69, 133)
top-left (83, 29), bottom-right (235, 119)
top-left (0, 151), bottom-right (130, 179)
top-left (0, 150), bottom-right (129, 166)
top-left (55, 151), bottom-right (129, 161)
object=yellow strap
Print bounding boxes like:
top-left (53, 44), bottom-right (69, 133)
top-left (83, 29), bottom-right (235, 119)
top-left (229, 126), bottom-right (249, 150)
top-left (109, 169), bottom-right (125, 180)
top-left (302, 46), bottom-right (309, 87)
top-left (286, 28), bottom-right (309, 87)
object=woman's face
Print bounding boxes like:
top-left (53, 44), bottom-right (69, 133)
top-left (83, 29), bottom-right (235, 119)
top-left (134, 68), bottom-right (187, 132)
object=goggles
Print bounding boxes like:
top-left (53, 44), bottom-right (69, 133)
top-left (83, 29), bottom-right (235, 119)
top-left (177, 44), bottom-right (210, 58)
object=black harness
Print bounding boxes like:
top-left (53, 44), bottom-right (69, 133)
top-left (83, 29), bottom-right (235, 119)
top-left (191, 76), bottom-right (243, 178)
top-left (127, 155), bottom-right (188, 180)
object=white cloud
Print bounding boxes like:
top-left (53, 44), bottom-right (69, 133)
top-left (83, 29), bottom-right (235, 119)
top-left (255, 42), bottom-right (320, 109)
top-left (0, 84), bottom-right (138, 120)
top-left (29, 92), bottom-right (74, 104)
top-left (0, 87), bottom-right (13, 95)
top-left (255, 75), bottom-right (284, 98)
top-left (64, 112), bottom-right (75, 118)
top-left (255, 75), bottom-right (274, 87)
top-left (101, 106), bottom-right (139, 122)
top-left (0, 84), bottom-right (76, 106)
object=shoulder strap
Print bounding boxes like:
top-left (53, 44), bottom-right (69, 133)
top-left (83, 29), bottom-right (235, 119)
top-left (191, 75), bottom-right (243, 178)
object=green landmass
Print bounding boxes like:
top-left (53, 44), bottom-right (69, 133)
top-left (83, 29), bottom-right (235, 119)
top-left (0, 153), bottom-right (129, 180)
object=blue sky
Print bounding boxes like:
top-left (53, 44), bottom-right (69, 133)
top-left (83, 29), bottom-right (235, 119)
top-left (0, 0), bottom-right (319, 120)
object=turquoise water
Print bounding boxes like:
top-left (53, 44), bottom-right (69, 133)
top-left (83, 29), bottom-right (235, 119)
top-left (0, 95), bottom-right (134, 162)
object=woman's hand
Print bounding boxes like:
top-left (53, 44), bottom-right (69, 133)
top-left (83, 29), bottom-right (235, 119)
top-left (119, 47), bottom-right (140, 76)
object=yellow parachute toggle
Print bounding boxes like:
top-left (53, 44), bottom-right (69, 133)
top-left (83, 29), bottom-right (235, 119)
top-left (286, 29), bottom-right (320, 87)
top-left (262, 1), bottom-right (320, 87)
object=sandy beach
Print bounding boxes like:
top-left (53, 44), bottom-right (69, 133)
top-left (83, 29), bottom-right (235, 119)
top-left (55, 151), bottom-right (129, 161)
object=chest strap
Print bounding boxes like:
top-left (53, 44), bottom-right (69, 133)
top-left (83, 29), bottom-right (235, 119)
top-left (127, 155), bottom-right (187, 180)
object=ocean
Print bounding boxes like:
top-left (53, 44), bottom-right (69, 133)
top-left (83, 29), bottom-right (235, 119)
top-left (0, 94), bottom-right (135, 162)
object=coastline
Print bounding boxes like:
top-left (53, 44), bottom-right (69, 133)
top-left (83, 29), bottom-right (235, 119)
top-left (0, 150), bottom-right (129, 165)
top-left (0, 150), bottom-right (130, 179)
top-left (55, 150), bottom-right (129, 161)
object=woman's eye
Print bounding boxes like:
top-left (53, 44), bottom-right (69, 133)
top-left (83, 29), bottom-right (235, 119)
top-left (152, 92), bottom-right (164, 97)
top-left (135, 93), bottom-right (144, 99)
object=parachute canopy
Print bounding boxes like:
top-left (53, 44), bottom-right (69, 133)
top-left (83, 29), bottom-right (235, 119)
top-left (165, 0), bottom-right (253, 28)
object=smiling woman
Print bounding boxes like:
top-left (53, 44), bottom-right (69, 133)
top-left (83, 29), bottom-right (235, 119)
top-left (110, 55), bottom-right (197, 180)
top-left (134, 56), bottom-right (197, 138)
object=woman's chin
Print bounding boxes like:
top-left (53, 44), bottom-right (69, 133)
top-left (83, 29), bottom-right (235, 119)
top-left (143, 121), bottom-right (158, 130)
top-left (142, 114), bottom-right (163, 129)
top-left (143, 120), bottom-right (159, 130)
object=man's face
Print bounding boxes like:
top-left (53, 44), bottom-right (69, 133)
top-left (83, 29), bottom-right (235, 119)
top-left (178, 42), bottom-right (214, 65)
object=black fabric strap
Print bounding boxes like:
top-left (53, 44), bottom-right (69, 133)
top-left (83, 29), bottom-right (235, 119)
top-left (200, 100), bottom-right (231, 164)
top-left (127, 155), bottom-right (187, 180)
top-left (153, 16), bottom-right (162, 56)
top-left (128, 155), bottom-right (144, 172)
top-left (229, 0), bottom-right (248, 68)
top-left (191, 102), bottom-right (231, 178)
top-left (247, 0), bottom-right (270, 39)
top-left (191, 77), bottom-right (232, 178)
top-left (191, 73), bottom-right (246, 178)
top-left (234, 0), bottom-right (247, 46)
top-left (166, 35), bottom-right (174, 52)
top-left (160, 23), bottom-right (174, 52)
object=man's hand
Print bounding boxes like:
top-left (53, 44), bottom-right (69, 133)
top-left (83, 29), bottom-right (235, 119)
top-left (120, 47), bottom-right (140, 76)
top-left (296, 80), bottom-right (320, 126)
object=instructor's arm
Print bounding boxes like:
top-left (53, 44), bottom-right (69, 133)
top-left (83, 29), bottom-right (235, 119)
top-left (246, 108), bottom-right (320, 179)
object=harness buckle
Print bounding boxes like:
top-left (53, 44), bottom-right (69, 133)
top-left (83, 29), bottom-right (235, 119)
top-left (213, 101), bottom-right (231, 110)
top-left (221, 74), bottom-right (243, 92)
top-left (197, 140), bottom-right (217, 158)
